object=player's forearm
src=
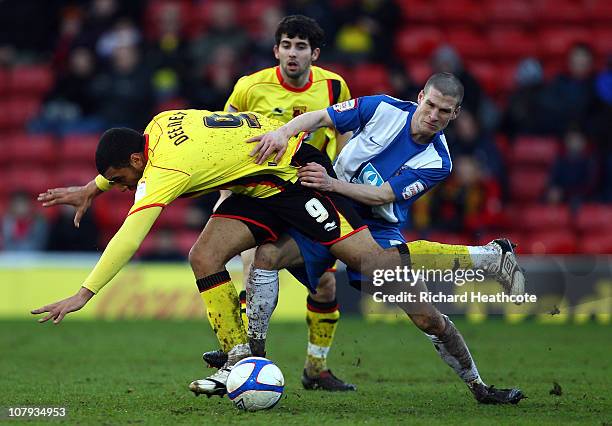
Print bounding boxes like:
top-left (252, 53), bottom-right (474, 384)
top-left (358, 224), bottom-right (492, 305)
top-left (81, 207), bottom-right (161, 294)
top-left (331, 180), bottom-right (395, 206)
top-left (279, 110), bottom-right (334, 139)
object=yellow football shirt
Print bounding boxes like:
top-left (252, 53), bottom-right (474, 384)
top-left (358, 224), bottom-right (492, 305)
top-left (82, 109), bottom-right (305, 293)
top-left (225, 65), bottom-right (350, 160)
top-left (130, 109), bottom-right (303, 214)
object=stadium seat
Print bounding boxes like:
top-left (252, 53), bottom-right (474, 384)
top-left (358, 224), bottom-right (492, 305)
top-left (510, 136), bottom-right (560, 168)
top-left (488, 29), bottom-right (538, 59)
top-left (395, 28), bottom-right (444, 59)
top-left (397, 0), bottom-right (439, 23)
top-left (436, 0), bottom-right (484, 26)
top-left (485, 0), bottom-right (534, 26)
top-left (9, 64), bottom-right (54, 96)
top-left (537, 27), bottom-right (591, 58)
top-left (521, 204), bottom-right (571, 231)
top-left (534, 0), bottom-right (589, 25)
top-left (592, 27), bottom-right (612, 57)
top-left (59, 134), bottom-right (100, 164)
top-left (587, 0), bottom-right (612, 24)
top-left (576, 204), bottom-right (612, 232)
top-left (468, 61), bottom-right (499, 96)
top-left (529, 231), bottom-right (578, 254)
top-left (509, 169), bottom-right (549, 202)
top-left (350, 64), bottom-right (391, 97)
top-left (0, 69), bottom-right (8, 95)
top-left (446, 29), bottom-right (491, 61)
top-left (521, 230), bottom-right (577, 254)
top-left (7, 134), bottom-right (57, 165)
top-left (580, 233), bottom-right (612, 254)
top-left (93, 195), bottom-right (133, 231)
top-left (57, 166), bottom-right (99, 187)
top-left (406, 61), bottom-right (432, 86)
top-left (5, 167), bottom-right (58, 196)
top-left (1, 97), bottom-right (42, 128)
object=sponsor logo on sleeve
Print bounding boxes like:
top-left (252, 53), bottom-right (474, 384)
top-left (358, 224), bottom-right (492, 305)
top-left (401, 180), bottom-right (426, 200)
top-left (332, 99), bottom-right (357, 112)
top-left (357, 163), bottom-right (384, 187)
top-left (134, 180), bottom-right (146, 203)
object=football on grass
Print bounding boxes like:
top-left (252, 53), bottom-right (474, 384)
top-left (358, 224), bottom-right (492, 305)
top-left (226, 357), bottom-right (284, 411)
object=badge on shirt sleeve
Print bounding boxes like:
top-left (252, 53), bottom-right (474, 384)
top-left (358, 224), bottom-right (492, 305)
top-left (401, 180), bottom-right (426, 200)
top-left (134, 180), bottom-right (146, 203)
top-left (332, 99), bottom-right (357, 112)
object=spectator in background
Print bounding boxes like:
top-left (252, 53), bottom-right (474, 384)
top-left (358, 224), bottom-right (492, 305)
top-left (389, 63), bottom-right (419, 101)
top-left (189, 2), bottom-right (249, 73)
top-left (423, 156), bottom-right (504, 234)
top-left (248, 5), bottom-right (285, 71)
top-left (76, 0), bottom-right (121, 51)
top-left (589, 56), bottom-right (612, 201)
top-left (189, 44), bottom-right (239, 111)
top-left (545, 43), bottom-right (597, 135)
top-left (47, 205), bottom-right (99, 252)
top-left (430, 45), bottom-right (485, 123)
top-left (547, 125), bottom-right (598, 208)
top-left (286, 0), bottom-right (336, 46)
top-left (31, 47), bottom-right (105, 135)
top-left (146, 1), bottom-right (191, 106)
top-left (501, 58), bottom-right (558, 138)
top-left (90, 42), bottom-right (153, 130)
top-left (334, 0), bottom-right (400, 65)
top-left (448, 109), bottom-right (505, 183)
top-left (96, 18), bottom-right (141, 62)
top-left (52, 6), bottom-right (84, 73)
top-left (2, 192), bottom-right (48, 252)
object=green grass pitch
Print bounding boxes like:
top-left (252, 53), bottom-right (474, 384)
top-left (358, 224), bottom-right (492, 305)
top-left (1, 318), bottom-right (610, 425)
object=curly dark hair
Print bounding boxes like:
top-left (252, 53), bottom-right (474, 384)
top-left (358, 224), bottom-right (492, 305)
top-left (274, 15), bottom-right (325, 50)
top-left (95, 128), bottom-right (145, 175)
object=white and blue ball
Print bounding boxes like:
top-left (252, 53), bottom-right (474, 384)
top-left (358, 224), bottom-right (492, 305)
top-left (226, 357), bottom-right (284, 411)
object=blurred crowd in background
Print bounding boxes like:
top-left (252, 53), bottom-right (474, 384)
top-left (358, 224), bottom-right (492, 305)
top-left (1, 0), bottom-right (611, 256)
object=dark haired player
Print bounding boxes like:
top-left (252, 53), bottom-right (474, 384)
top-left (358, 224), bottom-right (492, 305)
top-left (214, 14), bottom-right (354, 391)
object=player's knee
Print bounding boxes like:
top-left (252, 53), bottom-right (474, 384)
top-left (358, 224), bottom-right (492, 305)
top-left (253, 243), bottom-right (283, 270)
top-left (412, 313), bottom-right (445, 335)
top-left (313, 272), bottom-right (336, 302)
top-left (189, 243), bottom-right (223, 275)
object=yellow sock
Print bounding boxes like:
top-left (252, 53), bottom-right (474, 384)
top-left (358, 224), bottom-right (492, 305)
top-left (305, 296), bottom-right (340, 377)
top-left (407, 240), bottom-right (474, 270)
top-left (196, 271), bottom-right (247, 352)
top-left (239, 290), bottom-right (248, 331)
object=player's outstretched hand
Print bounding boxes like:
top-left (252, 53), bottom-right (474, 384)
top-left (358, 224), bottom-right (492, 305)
top-left (37, 180), bottom-right (100, 228)
top-left (298, 162), bottom-right (335, 192)
top-left (246, 130), bottom-right (289, 165)
top-left (31, 287), bottom-right (94, 324)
